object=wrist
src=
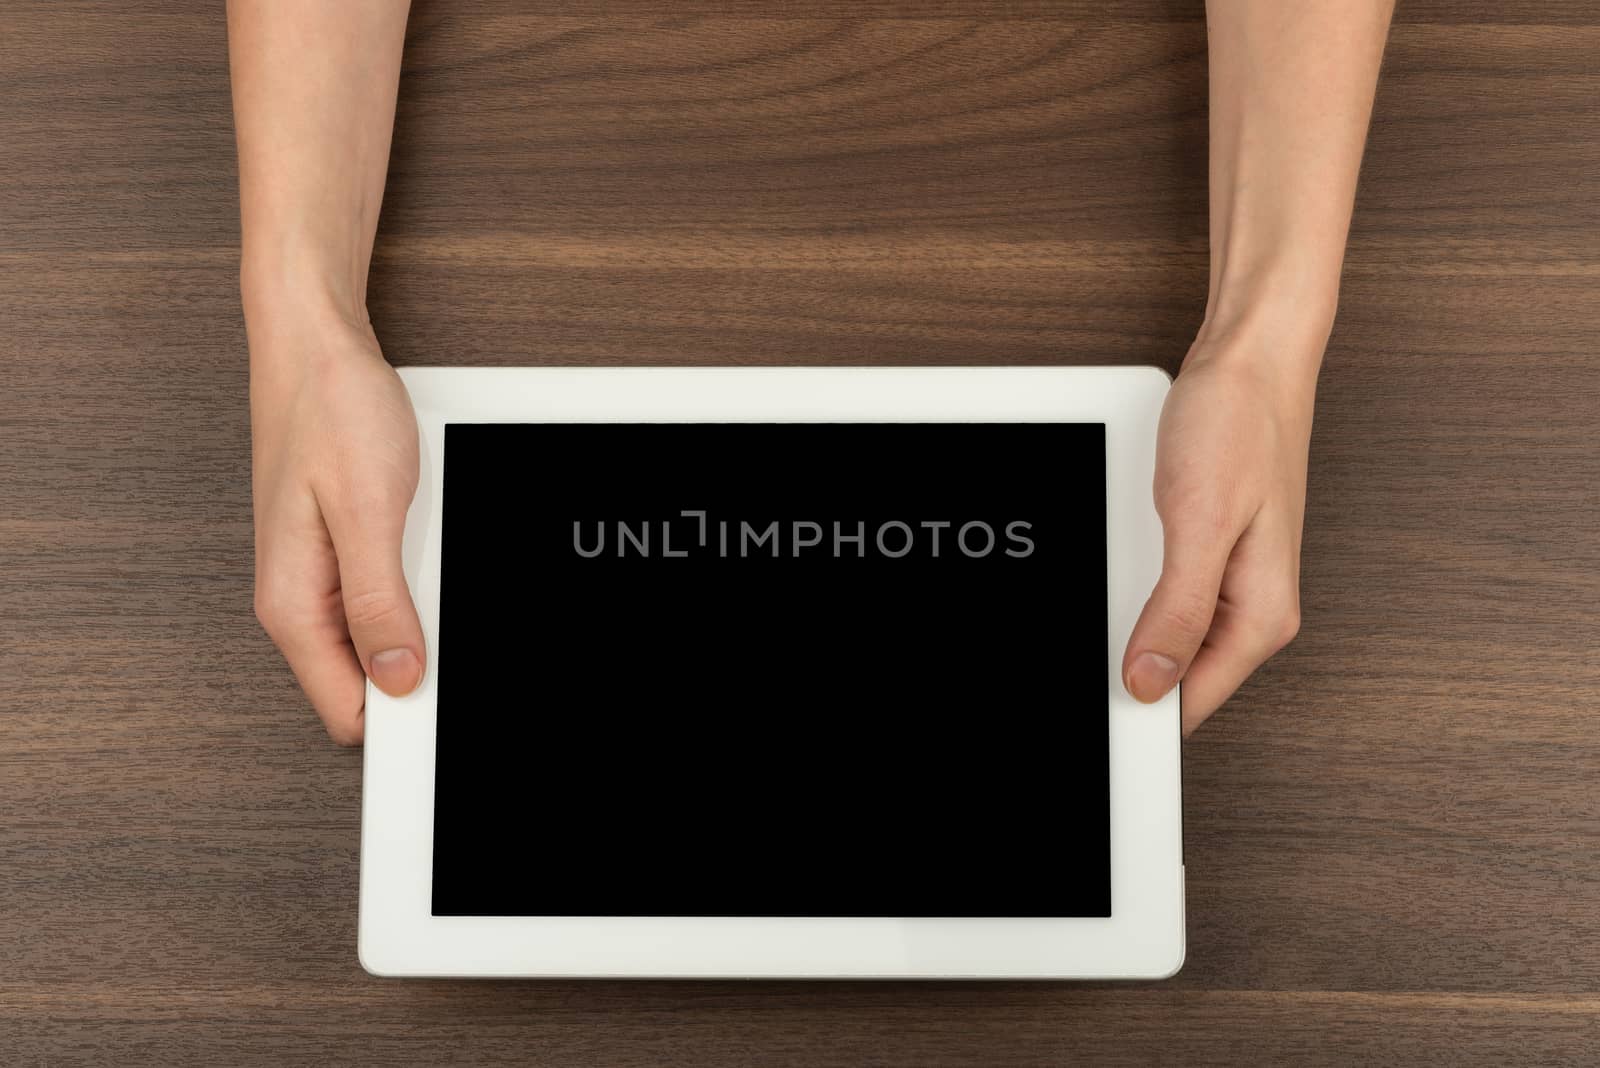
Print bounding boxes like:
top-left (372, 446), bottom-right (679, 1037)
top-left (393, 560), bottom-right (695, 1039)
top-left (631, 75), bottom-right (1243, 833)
top-left (1182, 295), bottom-right (1333, 419)
top-left (240, 237), bottom-right (370, 330)
top-left (1189, 276), bottom-right (1337, 381)
top-left (241, 255), bottom-right (373, 356)
top-left (1197, 222), bottom-right (1345, 359)
top-left (240, 261), bottom-right (385, 397)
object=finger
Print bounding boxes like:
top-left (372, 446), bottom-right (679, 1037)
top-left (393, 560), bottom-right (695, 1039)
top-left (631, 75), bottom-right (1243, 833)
top-left (275, 613), bottom-right (368, 746)
top-left (321, 492), bottom-right (425, 698)
top-left (1122, 503), bottom-right (1242, 704)
top-left (255, 519), bottom-right (368, 746)
top-left (1177, 527), bottom-right (1302, 735)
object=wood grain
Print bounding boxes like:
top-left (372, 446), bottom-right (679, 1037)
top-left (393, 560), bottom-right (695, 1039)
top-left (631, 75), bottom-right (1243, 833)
top-left (2, 2), bottom-right (1598, 1064)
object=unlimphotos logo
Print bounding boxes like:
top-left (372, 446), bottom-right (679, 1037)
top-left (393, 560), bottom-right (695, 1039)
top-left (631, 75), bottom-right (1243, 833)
top-left (573, 511), bottom-right (1035, 560)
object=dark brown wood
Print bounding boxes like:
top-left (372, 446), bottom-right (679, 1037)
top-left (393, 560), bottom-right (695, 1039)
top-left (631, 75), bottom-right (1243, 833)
top-left (2, 3), bottom-right (1597, 1064)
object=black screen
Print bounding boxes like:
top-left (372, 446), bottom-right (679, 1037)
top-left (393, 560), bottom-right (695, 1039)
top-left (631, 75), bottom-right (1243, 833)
top-left (431, 422), bottom-right (1109, 917)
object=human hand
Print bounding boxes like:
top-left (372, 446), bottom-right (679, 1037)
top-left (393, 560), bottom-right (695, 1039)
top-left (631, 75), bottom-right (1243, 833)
top-left (1121, 333), bottom-right (1320, 735)
top-left (247, 306), bottom-right (424, 745)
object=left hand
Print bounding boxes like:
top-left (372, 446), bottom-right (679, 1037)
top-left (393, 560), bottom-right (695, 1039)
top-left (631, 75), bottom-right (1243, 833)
top-left (1120, 329), bottom-right (1322, 735)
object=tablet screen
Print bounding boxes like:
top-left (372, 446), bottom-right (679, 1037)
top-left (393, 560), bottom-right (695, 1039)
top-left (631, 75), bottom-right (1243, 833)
top-left (431, 422), bottom-right (1110, 918)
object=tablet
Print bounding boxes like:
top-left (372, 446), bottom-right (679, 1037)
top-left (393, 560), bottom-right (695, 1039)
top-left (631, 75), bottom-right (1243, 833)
top-left (359, 366), bottom-right (1183, 979)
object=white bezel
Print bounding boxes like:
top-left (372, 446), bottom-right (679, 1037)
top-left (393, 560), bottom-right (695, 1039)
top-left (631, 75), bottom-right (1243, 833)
top-left (359, 366), bottom-right (1183, 979)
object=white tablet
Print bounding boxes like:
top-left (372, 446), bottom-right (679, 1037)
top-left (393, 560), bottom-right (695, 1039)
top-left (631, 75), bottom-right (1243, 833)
top-left (359, 366), bottom-right (1183, 979)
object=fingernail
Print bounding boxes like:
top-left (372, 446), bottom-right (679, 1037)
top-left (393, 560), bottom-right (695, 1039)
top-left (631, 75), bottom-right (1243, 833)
top-left (1127, 652), bottom-right (1180, 703)
top-left (370, 647), bottom-right (422, 696)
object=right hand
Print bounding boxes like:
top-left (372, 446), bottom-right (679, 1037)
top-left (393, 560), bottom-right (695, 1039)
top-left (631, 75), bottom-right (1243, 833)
top-left (247, 305), bottom-right (425, 745)
top-left (1121, 331), bottom-right (1318, 735)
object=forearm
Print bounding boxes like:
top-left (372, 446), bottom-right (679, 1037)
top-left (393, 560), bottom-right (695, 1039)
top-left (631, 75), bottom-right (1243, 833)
top-left (1198, 0), bottom-right (1395, 373)
top-left (227, 0), bottom-right (411, 332)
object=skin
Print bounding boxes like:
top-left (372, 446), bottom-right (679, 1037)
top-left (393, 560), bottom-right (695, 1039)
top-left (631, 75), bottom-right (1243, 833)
top-left (228, 0), bottom-right (1394, 746)
top-left (1129, 1), bottom-right (1394, 734)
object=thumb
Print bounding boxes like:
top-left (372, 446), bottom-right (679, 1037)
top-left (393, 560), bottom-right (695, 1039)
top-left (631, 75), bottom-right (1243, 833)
top-left (324, 500), bottom-right (426, 698)
top-left (1122, 512), bottom-right (1234, 704)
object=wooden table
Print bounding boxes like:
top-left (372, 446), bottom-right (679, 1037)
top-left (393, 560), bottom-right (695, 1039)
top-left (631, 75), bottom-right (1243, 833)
top-left (4, 2), bottom-right (1597, 1063)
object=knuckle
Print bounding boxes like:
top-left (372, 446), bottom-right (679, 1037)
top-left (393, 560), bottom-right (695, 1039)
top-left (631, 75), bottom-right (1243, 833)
top-left (1181, 707), bottom-right (1214, 738)
top-left (339, 480), bottom-right (410, 518)
top-left (322, 713), bottom-right (364, 748)
top-left (342, 588), bottom-right (405, 633)
top-left (1258, 586), bottom-right (1302, 652)
top-left (1193, 500), bottom-right (1240, 543)
top-left (323, 452), bottom-right (417, 514)
top-left (1156, 467), bottom-right (1236, 527)
top-left (1160, 497), bottom-right (1235, 550)
top-left (323, 489), bottom-right (411, 548)
top-left (1161, 587), bottom-right (1217, 641)
top-left (1273, 605), bottom-right (1303, 650)
top-left (253, 581), bottom-right (289, 640)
